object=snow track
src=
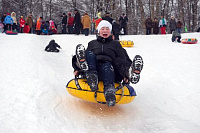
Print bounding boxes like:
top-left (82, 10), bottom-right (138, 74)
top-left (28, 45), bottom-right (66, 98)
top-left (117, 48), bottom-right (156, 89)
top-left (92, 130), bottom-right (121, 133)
top-left (0, 33), bottom-right (200, 133)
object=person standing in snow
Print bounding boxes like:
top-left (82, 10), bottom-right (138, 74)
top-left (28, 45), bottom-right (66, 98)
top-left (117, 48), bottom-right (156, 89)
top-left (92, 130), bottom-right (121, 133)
top-left (112, 20), bottom-right (120, 40)
top-left (159, 15), bottom-right (167, 34)
top-left (62, 13), bottom-right (67, 34)
top-left (145, 17), bottom-right (152, 35)
top-left (25, 14), bottom-right (33, 33)
top-left (19, 16), bottom-right (25, 33)
top-left (73, 9), bottom-right (81, 35)
top-left (67, 12), bottom-right (74, 34)
top-left (119, 13), bottom-right (128, 35)
top-left (35, 16), bottom-right (43, 35)
top-left (81, 12), bottom-right (91, 36)
top-left (152, 18), bottom-right (159, 34)
top-left (72, 20), bottom-right (144, 106)
top-left (11, 12), bottom-right (17, 31)
top-left (169, 16), bottom-right (176, 34)
top-left (4, 13), bottom-right (13, 31)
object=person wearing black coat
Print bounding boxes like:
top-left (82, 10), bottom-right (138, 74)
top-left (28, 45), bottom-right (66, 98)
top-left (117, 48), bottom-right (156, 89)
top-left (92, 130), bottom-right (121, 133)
top-left (119, 13), bottom-right (128, 35)
top-left (152, 18), bottom-right (159, 34)
top-left (74, 9), bottom-right (81, 35)
top-left (72, 20), bottom-right (143, 107)
top-left (62, 13), bottom-right (67, 34)
top-left (45, 40), bottom-right (62, 52)
top-left (112, 20), bottom-right (120, 40)
top-left (145, 17), bottom-right (152, 35)
top-left (102, 12), bottom-right (113, 24)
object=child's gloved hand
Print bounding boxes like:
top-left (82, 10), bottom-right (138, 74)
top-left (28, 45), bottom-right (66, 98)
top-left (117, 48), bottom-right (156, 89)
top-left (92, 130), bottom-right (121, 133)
top-left (123, 77), bottom-right (129, 84)
top-left (74, 71), bottom-right (79, 76)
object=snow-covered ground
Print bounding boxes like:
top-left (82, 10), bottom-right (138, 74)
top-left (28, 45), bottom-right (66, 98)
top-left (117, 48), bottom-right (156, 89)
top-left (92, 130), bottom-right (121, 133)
top-left (0, 32), bottom-right (200, 133)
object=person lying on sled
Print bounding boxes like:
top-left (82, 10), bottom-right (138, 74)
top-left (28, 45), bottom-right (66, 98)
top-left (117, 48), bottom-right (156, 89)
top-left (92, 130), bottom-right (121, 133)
top-left (72, 20), bottom-right (143, 107)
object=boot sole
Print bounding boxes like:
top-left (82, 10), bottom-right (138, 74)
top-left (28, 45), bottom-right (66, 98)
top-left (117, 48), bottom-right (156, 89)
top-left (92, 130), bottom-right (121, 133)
top-left (76, 44), bottom-right (88, 71)
top-left (130, 55), bottom-right (143, 84)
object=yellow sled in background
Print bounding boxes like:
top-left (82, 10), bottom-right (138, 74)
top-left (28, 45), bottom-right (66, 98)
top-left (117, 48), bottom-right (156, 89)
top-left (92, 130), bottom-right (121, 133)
top-left (66, 78), bottom-right (136, 105)
top-left (120, 40), bottom-right (134, 47)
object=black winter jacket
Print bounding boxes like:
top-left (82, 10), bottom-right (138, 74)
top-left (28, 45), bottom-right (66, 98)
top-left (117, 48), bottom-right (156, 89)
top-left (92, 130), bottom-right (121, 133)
top-left (74, 12), bottom-right (81, 25)
top-left (86, 36), bottom-right (132, 77)
top-left (45, 40), bottom-right (61, 51)
top-left (62, 15), bottom-right (67, 25)
top-left (86, 36), bottom-right (124, 62)
top-left (102, 16), bottom-right (113, 24)
top-left (72, 36), bottom-right (132, 79)
top-left (112, 22), bottom-right (120, 34)
top-left (119, 16), bottom-right (128, 27)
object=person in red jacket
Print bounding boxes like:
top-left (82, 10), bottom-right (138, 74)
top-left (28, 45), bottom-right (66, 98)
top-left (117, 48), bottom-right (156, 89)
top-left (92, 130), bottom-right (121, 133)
top-left (93, 17), bottom-right (102, 34)
top-left (67, 12), bottom-right (74, 34)
top-left (23, 23), bottom-right (30, 33)
top-left (19, 16), bottom-right (25, 33)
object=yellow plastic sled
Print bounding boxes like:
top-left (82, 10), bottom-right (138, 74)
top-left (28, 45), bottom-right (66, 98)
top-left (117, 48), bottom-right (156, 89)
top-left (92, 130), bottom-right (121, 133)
top-left (120, 40), bottom-right (134, 47)
top-left (66, 78), bottom-right (136, 104)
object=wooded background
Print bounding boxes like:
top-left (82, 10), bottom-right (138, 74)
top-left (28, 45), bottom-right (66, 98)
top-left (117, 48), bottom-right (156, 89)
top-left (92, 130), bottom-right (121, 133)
top-left (0, 0), bottom-right (199, 34)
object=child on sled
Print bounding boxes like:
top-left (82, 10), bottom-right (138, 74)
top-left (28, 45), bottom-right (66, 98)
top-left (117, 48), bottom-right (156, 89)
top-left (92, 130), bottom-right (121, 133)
top-left (45, 40), bottom-right (61, 52)
top-left (72, 20), bottom-right (144, 107)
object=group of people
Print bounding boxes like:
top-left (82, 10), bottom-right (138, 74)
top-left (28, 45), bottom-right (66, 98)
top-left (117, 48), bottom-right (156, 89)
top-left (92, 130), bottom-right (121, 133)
top-left (35, 17), bottom-right (57, 35)
top-left (0, 9), bottom-right (129, 37)
top-left (1, 12), bottom-right (58, 35)
top-left (60, 9), bottom-right (128, 38)
top-left (61, 9), bottom-right (90, 35)
top-left (1, 12), bottom-right (34, 33)
top-left (145, 15), bottom-right (183, 35)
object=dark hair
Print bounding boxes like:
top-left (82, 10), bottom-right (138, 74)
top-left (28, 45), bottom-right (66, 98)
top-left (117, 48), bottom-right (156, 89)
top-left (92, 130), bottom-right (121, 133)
top-left (63, 13), bottom-right (66, 15)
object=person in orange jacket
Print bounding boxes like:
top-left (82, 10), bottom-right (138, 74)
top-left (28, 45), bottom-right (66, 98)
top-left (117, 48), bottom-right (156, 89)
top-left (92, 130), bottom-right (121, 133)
top-left (81, 12), bottom-right (91, 36)
top-left (35, 17), bottom-right (43, 35)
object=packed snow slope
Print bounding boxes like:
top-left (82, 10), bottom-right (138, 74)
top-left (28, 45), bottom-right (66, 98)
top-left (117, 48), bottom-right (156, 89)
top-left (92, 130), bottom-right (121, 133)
top-left (0, 33), bottom-right (200, 133)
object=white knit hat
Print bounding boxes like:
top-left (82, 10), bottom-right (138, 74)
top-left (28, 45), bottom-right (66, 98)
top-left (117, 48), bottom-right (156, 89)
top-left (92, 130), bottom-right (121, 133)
top-left (97, 20), bottom-right (112, 33)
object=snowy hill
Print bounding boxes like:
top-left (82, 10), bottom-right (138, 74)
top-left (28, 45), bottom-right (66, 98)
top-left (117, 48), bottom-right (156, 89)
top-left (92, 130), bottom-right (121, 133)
top-left (0, 33), bottom-right (200, 133)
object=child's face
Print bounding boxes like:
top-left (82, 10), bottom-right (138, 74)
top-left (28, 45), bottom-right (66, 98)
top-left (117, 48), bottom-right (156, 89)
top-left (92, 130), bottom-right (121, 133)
top-left (99, 27), bottom-right (111, 38)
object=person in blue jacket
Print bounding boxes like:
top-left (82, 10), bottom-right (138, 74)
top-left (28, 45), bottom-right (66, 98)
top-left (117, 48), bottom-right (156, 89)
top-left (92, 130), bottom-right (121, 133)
top-left (41, 21), bottom-right (49, 35)
top-left (4, 13), bottom-right (13, 31)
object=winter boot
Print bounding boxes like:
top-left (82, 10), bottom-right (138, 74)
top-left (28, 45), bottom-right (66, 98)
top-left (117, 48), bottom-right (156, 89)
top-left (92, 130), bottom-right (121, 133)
top-left (86, 71), bottom-right (98, 92)
top-left (76, 44), bottom-right (88, 71)
top-left (130, 55), bottom-right (144, 84)
top-left (104, 85), bottom-right (116, 107)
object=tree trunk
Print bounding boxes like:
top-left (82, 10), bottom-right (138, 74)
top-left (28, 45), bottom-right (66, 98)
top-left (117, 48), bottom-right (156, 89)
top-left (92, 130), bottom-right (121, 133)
top-left (156, 0), bottom-right (160, 17)
top-left (138, 0), bottom-right (145, 34)
top-left (151, 0), bottom-right (155, 19)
